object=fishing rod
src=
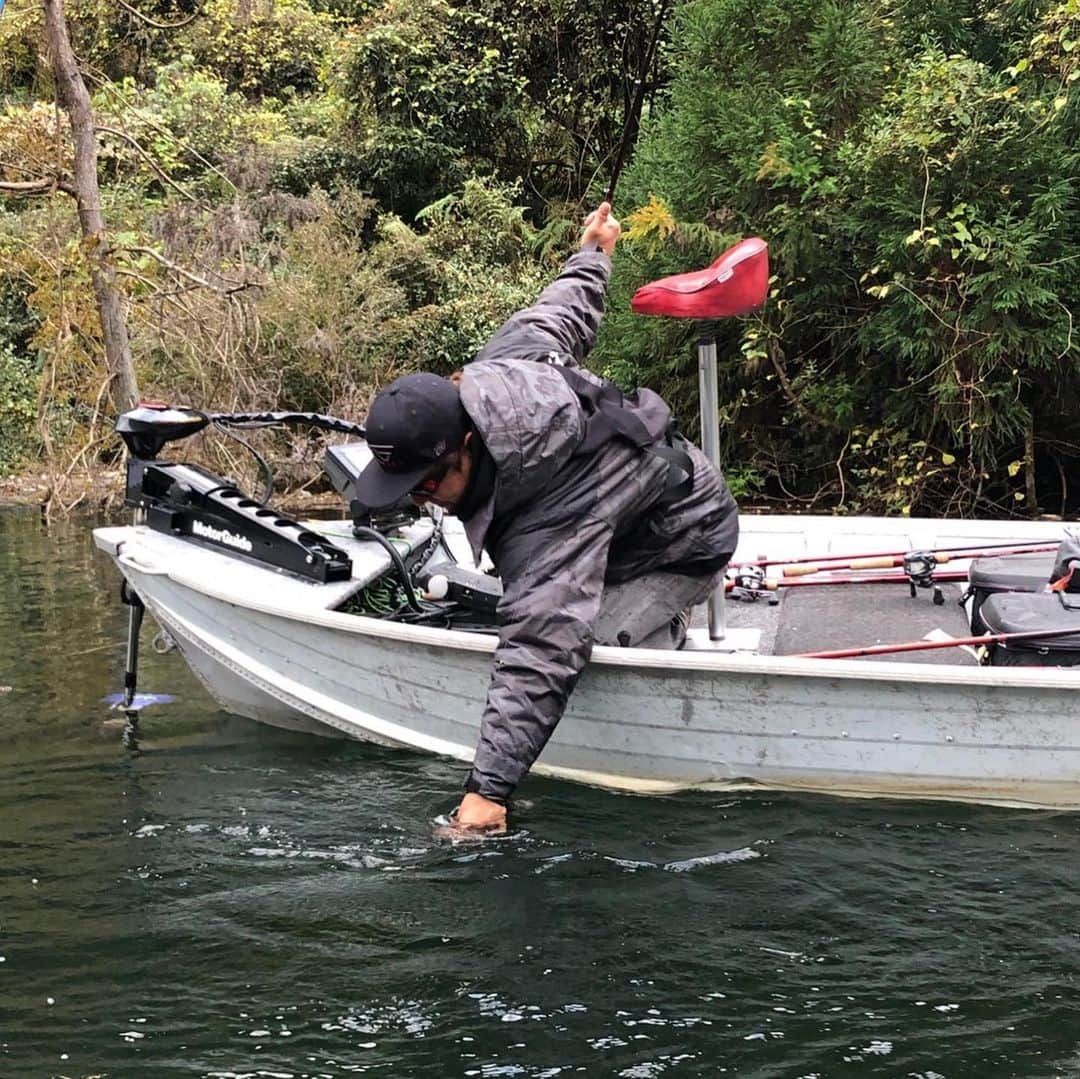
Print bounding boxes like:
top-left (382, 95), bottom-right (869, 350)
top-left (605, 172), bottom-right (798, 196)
top-left (759, 570), bottom-right (970, 590)
top-left (797, 625), bottom-right (1080, 660)
top-left (738, 539), bottom-right (1064, 574)
top-left (726, 564), bottom-right (970, 606)
top-left (778, 543), bottom-right (1061, 578)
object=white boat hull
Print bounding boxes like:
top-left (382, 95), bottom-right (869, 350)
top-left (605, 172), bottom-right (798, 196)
top-left (94, 515), bottom-right (1080, 809)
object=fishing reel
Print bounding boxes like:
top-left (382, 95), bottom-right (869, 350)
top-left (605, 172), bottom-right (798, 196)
top-left (728, 564), bottom-right (779, 604)
top-left (903, 550), bottom-right (945, 605)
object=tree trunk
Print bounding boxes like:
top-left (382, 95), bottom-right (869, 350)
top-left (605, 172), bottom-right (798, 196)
top-left (1024, 414), bottom-right (1040, 518)
top-left (41, 0), bottom-right (140, 416)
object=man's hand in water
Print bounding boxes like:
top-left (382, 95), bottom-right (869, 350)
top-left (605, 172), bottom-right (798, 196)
top-left (581, 201), bottom-right (621, 257)
top-left (451, 792), bottom-right (507, 834)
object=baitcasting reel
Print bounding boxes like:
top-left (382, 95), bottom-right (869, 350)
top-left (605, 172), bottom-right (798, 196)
top-left (903, 550), bottom-right (945, 605)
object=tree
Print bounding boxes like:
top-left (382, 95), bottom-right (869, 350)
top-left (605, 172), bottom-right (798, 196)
top-left (0, 0), bottom-right (140, 417)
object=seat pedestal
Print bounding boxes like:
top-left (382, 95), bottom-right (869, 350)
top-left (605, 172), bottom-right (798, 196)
top-left (697, 338), bottom-right (727, 640)
top-left (632, 237), bottom-right (770, 642)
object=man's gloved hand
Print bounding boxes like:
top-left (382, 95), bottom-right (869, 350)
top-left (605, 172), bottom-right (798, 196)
top-left (580, 201), bottom-right (621, 257)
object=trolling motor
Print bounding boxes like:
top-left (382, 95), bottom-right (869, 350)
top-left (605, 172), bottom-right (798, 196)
top-left (116, 402), bottom-right (389, 584)
top-left (112, 402), bottom-right (367, 746)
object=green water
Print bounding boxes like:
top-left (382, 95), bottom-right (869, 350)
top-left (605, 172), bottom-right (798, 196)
top-left (2, 508), bottom-right (1080, 1078)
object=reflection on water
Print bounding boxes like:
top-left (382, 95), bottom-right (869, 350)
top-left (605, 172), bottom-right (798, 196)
top-left (3, 508), bottom-right (1080, 1077)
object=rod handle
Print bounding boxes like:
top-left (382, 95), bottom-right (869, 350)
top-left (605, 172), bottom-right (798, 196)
top-left (848, 556), bottom-right (900, 570)
top-left (782, 563), bottom-right (826, 577)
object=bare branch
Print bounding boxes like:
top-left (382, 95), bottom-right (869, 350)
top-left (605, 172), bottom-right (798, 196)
top-left (95, 124), bottom-right (197, 202)
top-left (0, 177), bottom-right (59, 196)
top-left (0, 173), bottom-right (80, 198)
top-left (120, 243), bottom-right (257, 296)
top-left (115, 0), bottom-right (202, 29)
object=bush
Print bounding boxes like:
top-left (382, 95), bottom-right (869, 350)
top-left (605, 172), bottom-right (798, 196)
top-left (602, 0), bottom-right (1080, 516)
top-left (342, 0), bottom-right (533, 218)
top-left (0, 285), bottom-right (41, 475)
top-left (179, 0), bottom-right (338, 97)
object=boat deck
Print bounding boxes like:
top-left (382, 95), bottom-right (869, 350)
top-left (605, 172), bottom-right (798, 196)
top-left (718, 580), bottom-right (978, 664)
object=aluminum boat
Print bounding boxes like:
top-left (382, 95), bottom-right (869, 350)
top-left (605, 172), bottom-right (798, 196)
top-left (93, 410), bottom-right (1080, 810)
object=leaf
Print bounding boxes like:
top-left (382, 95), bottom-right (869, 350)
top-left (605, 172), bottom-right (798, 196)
top-left (941, 452), bottom-right (956, 465)
top-left (1007, 459), bottom-right (1023, 477)
top-left (624, 195), bottom-right (677, 256)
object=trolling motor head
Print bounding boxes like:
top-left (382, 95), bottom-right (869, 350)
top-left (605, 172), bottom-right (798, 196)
top-left (116, 403), bottom-right (210, 459)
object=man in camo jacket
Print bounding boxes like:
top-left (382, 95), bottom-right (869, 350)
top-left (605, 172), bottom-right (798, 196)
top-left (354, 203), bottom-right (739, 834)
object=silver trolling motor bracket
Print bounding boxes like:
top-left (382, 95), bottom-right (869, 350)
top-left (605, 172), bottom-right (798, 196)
top-left (630, 237), bottom-right (770, 649)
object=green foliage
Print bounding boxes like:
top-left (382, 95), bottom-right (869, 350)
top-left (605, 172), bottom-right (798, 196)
top-left (606, 0), bottom-right (1080, 516)
top-left (0, 284), bottom-right (40, 476)
top-left (0, 1), bottom-right (45, 94)
top-left (272, 146), bottom-right (369, 198)
top-left (254, 180), bottom-right (547, 414)
top-left (88, 55), bottom-right (350, 206)
top-left (340, 0), bottom-right (673, 218)
top-left (846, 49), bottom-right (1077, 475)
top-left (370, 180), bottom-right (548, 369)
top-left (341, 0), bottom-right (533, 218)
top-left (180, 0), bottom-right (338, 97)
top-left (4, 0), bottom-right (1078, 518)
top-left (0, 346), bottom-right (39, 475)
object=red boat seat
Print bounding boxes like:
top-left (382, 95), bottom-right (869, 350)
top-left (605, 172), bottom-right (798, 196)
top-left (630, 237), bottom-right (769, 319)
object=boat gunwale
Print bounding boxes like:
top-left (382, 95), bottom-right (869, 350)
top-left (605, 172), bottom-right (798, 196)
top-left (94, 524), bottom-right (1080, 695)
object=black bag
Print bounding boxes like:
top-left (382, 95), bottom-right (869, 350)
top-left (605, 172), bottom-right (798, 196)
top-left (967, 553), bottom-right (1053, 634)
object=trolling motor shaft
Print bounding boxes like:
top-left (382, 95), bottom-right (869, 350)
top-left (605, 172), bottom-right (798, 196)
top-left (120, 580), bottom-right (144, 748)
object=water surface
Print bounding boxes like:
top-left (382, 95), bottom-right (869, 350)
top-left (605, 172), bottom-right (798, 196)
top-left (2, 509), bottom-right (1080, 1078)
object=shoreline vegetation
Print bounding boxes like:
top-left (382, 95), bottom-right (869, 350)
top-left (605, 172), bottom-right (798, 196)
top-left (1, 0), bottom-right (1077, 521)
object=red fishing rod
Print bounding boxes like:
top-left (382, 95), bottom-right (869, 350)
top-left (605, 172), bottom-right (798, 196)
top-left (740, 539), bottom-right (1062, 574)
top-left (779, 543), bottom-right (1060, 578)
top-left (759, 570), bottom-right (970, 590)
top-left (797, 625), bottom-right (1080, 660)
top-left (726, 565), bottom-right (969, 605)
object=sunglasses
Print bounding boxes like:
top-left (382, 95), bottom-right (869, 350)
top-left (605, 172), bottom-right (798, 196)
top-left (410, 456), bottom-right (454, 497)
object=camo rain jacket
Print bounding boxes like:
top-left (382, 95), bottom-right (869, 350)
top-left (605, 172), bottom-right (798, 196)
top-left (456, 248), bottom-right (739, 804)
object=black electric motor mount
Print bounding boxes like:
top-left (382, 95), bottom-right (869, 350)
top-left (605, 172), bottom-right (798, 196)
top-left (116, 403), bottom-right (375, 582)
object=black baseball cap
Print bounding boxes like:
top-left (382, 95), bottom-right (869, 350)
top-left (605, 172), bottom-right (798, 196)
top-left (355, 372), bottom-right (471, 508)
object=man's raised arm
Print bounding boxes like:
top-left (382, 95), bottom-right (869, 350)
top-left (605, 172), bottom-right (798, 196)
top-left (472, 202), bottom-right (622, 368)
